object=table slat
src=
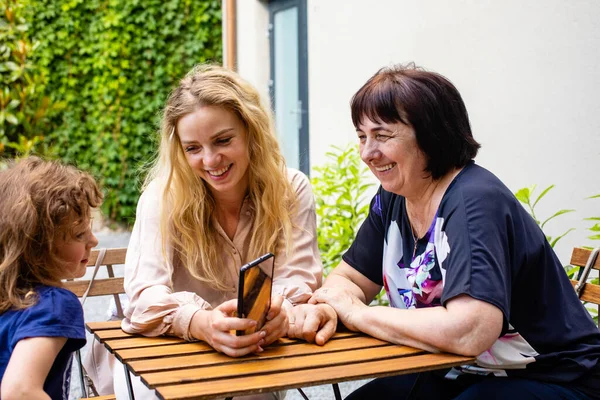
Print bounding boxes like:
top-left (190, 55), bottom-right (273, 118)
top-left (86, 320), bottom-right (123, 332)
top-left (155, 352), bottom-right (474, 400)
top-left (126, 335), bottom-right (391, 374)
top-left (95, 328), bottom-right (134, 340)
top-left (105, 336), bottom-right (186, 350)
top-left (277, 330), bottom-right (356, 344)
top-left (117, 342), bottom-right (214, 361)
top-left (143, 345), bottom-right (423, 387)
top-left (111, 331), bottom-right (359, 361)
top-left (95, 327), bottom-right (357, 347)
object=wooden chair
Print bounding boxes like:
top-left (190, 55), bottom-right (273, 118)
top-left (569, 247), bottom-right (600, 317)
top-left (64, 247), bottom-right (127, 313)
top-left (64, 247), bottom-right (127, 399)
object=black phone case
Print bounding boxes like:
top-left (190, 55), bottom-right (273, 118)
top-left (236, 253), bottom-right (275, 336)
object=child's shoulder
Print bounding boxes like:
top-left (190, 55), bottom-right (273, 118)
top-left (0, 285), bottom-right (85, 349)
top-left (36, 284), bottom-right (79, 301)
top-left (0, 285), bottom-right (80, 318)
top-left (33, 285), bottom-right (83, 316)
top-left (6, 285), bottom-right (85, 330)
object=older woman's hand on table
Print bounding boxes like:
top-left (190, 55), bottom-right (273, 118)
top-left (287, 303), bottom-right (337, 345)
top-left (309, 286), bottom-right (368, 332)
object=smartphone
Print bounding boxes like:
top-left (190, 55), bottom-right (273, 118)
top-left (236, 252), bottom-right (275, 336)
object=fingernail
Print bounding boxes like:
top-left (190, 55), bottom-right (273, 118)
top-left (257, 346), bottom-right (264, 353)
top-left (266, 313), bottom-right (274, 320)
top-left (260, 330), bottom-right (267, 338)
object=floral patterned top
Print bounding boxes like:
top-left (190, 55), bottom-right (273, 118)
top-left (343, 162), bottom-right (600, 398)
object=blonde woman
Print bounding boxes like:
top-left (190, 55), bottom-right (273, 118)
top-left (110, 65), bottom-right (323, 399)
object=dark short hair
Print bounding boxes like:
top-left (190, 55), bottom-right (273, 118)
top-left (350, 63), bottom-right (480, 179)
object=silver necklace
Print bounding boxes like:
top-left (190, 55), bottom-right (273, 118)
top-left (408, 180), bottom-right (442, 260)
top-left (411, 224), bottom-right (420, 260)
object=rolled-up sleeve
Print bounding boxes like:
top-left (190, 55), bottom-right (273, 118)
top-left (272, 169), bottom-right (323, 305)
top-left (121, 181), bottom-right (212, 341)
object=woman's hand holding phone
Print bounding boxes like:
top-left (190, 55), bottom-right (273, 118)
top-left (189, 299), bottom-right (266, 357)
top-left (190, 253), bottom-right (284, 355)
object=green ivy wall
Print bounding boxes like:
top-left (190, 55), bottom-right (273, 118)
top-left (17, 0), bottom-right (222, 223)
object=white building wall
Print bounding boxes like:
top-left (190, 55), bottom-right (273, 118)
top-left (235, 0), bottom-right (271, 106)
top-left (235, 0), bottom-right (600, 263)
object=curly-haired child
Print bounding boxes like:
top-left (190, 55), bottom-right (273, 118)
top-left (0, 157), bottom-right (103, 400)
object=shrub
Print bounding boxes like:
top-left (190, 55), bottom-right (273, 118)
top-left (311, 144), bottom-right (373, 275)
top-left (0, 0), bottom-right (61, 158)
top-left (514, 184), bottom-right (575, 248)
top-left (311, 144), bottom-right (388, 305)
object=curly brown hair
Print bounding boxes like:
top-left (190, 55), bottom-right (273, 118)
top-left (0, 157), bottom-right (103, 313)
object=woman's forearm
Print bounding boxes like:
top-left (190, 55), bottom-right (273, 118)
top-left (354, 305), bottom-right (446, 353)
top-left (322, 273), bottom-right (366, 302)
top-left (354, 296), bottom-right (502, 356)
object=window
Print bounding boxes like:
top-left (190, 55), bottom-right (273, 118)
top-left (269, 0), bottom-right (309, 174)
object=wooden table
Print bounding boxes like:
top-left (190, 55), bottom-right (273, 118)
top-left (86, 320), bottom-right (474, 400)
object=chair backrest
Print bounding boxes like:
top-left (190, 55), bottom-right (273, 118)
top-left (569, 247), bottom-right (600, 306)
top-left (63, 247), bottom-right (127, 318)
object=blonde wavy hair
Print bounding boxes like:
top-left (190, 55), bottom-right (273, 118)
top-left (0, 157), bottom-right (103, 313)
top-left (145, 64), bottom-right (296, 291)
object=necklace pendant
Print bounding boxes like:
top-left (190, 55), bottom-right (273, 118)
top-left (412, 237), bottom-right (418, 260)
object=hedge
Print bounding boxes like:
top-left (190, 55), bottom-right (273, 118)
top-left (20, 0), bottom-right (222, 223)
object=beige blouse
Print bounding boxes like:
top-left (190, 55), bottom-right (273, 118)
top-left (121, 169), bottom-right (323, 340)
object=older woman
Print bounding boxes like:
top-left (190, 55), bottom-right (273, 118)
top-left (289, 64), bottom-right (600, 399)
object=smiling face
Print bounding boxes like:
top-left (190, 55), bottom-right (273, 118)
top-left (177, 106), bottom-right (250, 200)
top-left (357, 117), bottom-right (428, 196)
top-left (55, 219), bottom-right (98, 279)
